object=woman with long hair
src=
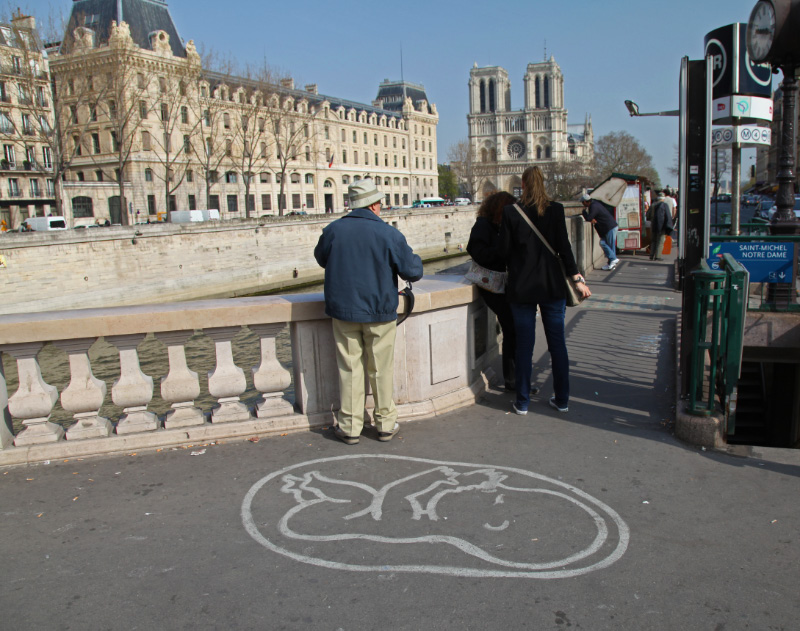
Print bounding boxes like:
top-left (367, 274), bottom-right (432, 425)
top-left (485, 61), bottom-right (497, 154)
top-left (467, 191), bottom-right (518, 390)
top-left (500, 167), bottom-right (591, 414)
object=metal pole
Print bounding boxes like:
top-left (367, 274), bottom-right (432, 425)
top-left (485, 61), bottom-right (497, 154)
top-left (730, 132), bottom-right (741, 236)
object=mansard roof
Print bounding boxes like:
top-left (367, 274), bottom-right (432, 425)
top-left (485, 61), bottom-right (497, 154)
top-left (374, 80), bottom-right (433, 114)
top-left (203, 70), bottom-right (402, 120)
top-left (60, 0), bottom-right (185, 57)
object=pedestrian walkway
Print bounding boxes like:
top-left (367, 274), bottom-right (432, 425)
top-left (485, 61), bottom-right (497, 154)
top-left (2, 253), bottom-right (799, 630)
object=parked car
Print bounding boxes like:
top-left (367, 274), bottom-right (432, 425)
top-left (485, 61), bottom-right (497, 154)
top-left (763, 195), bottom-right (800, 220)
top-left (23, 216), bottom-right (68, 231)
top-left (454, 198), bottom-right (471, 206)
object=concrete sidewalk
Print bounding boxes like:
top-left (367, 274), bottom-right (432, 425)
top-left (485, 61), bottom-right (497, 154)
top-left (2, 253), bottom-right (799, 630)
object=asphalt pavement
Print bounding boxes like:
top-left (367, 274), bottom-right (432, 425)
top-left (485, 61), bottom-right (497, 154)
top-left (2, 251), bottom-right (799, 631)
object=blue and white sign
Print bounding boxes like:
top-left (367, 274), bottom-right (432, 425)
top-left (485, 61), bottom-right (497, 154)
top-left (708, 242), bottom-right (794, 283)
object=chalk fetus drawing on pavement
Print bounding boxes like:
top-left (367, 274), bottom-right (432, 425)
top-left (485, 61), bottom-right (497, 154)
top-left (242, 455), bottom-right (630, 579)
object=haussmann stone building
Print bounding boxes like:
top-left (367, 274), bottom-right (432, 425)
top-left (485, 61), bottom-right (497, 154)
top-left (18, 0), bottom-right (439, 228)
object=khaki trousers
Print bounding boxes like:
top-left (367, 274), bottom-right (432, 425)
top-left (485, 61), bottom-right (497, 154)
top-left (332, 318), bottom-right (398, 437)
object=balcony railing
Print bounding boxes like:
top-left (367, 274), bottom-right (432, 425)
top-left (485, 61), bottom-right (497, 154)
top-left (7, 188), bottom-right (22, 197)
top-left (29, 189), bottom-right (43, 198)
top-left (0, 279), bottom-right (494, 465)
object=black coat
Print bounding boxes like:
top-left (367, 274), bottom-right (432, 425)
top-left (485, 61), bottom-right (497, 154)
top-left (466, 216), bottom-right (505, 272)
top-left (582, 200), bottom-right (618, 238)
top-left (650, 200), bottom-right (674, 235)
top-left (500, 201), bottom-right (579, 304)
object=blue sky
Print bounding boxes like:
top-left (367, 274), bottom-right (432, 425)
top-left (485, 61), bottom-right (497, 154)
top-left (41, 0), bottom-right (774, 187)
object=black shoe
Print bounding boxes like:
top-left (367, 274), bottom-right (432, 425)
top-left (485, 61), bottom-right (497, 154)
top-left (333, 426), bottom-right (359, 445)
top-left (377, 422), bottom-right (400, 442)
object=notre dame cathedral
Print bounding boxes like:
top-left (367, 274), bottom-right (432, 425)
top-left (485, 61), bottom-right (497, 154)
top-left (467, 57), bottom-right (593, 199)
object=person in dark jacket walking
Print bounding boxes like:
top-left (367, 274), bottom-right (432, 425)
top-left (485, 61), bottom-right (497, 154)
top-left (501, 167), bottom-right (591, 414)
top-left (314, 180), bottom-right (423, 445)
top-left (648, 190), bottom-right (674, 260)
top-left (580, 193), bottom-right (619, 270)
top-left (467, 191), bottom-right (519, 390)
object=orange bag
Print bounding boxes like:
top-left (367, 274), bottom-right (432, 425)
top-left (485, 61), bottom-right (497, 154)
top-left (662, 235), bottom-right (672, 255)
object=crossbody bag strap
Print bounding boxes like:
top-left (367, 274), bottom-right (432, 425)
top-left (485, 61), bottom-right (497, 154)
top-left (513, 203), bottom-right (557, 257)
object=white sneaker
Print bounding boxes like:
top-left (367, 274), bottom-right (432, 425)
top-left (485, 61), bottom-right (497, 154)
top-left (602, 263), bottom-right (613, 271)
top-left (610, 258), bottom-right (620, 267)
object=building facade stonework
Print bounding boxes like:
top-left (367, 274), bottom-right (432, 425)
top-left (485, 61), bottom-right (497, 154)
top-left (468, 58), bottom-right (593, 199)
top-left (0, 12), bottom-right (56, 229)
top-left (31, 0), bottom-right (438, 227)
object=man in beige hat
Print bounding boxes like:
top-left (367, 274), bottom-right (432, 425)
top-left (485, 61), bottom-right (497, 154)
top-left (314, 179), bottom-right (423, 445)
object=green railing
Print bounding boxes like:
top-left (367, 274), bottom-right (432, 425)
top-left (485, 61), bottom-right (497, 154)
top-left (710, 219), bottom-right (772, 236)
top-left (687, 254), bottom-right (749, 434)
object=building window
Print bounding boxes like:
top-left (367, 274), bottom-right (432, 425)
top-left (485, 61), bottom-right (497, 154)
top-left (203, 110), bottom-right (210, 126)
top-left (246, 195), bottom-right (255, 213)
top-left (181, 106), bottom-right (188, 124)
top-left (76, 171), bottom-right (84, 181)
top-left (262, 194), bottom-right (271, 211)
top-left (95, 169), bottom-right (103, 182)
top-left (145, 168), bottom-right (153, 182)
top-left (183, 135), bottom-right (190, 154)
top-left (260, 172), bottom-right (270, 183)
top-left (306, 193), bottom-right (314, 209)
top-left (169, 195), bottom-right (176, 212)
top-left (352, 130), bottom-right (357, 143)
top-left (342, 175), bottom-right (349, 185)
top-left (147, 195), bottom-right (157, 215)
top-left (291, 173), bottom-right (301, 184)
top-left (186, 169), bottom-right (193, 183)
top-left (225, 171), bottom-right (237, 183)
top-left (342, 150), bottom-right (347, 164)
top-left (7, 177), bottom-right (19, 196)
top-left (354, 151), bottom-right (358, 164)
top-left (375, 153), bottom-right (379, 165)
top-left (108, 100), bottom-right (117, 119)
top-left (139, 100), bottom-right (147, 119)
top-left (402, 156), bottom-right (406, 168)
top-left (72, 196), bottom-right (94, 218)
top-left (160, 103), bottom-right (169, 121)
top-left (305, 174), bottom-right (314, 184)
top-left (209, 194), bottom-right (219, 210)
top-left (92, 133), bottom-right (100, 153)
top-left (292, 193), bottom-right (301, 209)
top-left (188, 194), bottom-right (196, 210)
top-left (142, 131), bottom-right (151, 151)
top-left (42, 146), bottom-right (52, 168)
top-left (223, 113), bottom-right (230, 129)
top-left (159, 77), bottom-right (166, 93)
top-left (137, 73), bottom-right (145, 89)
top-left (226, 139), bottom-right (232, 156)
top-left (341, 129), bottom-right (346, 141)
top-left (111, 131), bottom-right (119, 152)
top-left (324, 126), bottom-right (329, 140)
top-left (227, 195), bottom-right (238, 212)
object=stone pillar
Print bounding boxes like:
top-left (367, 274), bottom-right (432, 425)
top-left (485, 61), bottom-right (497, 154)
top-left (250, 324), bottom-right (293, 418)
top-left (3, 342), bottom-right (62, 445)
top-left (106, 334), bottom-right (158, 434)
top-left (205, 327), bottom-right (253, 423)
top-left (0, 354), bottom-right (15, 449)
top-left (156, 330), bottom-right (205, 428)
top-left (53, 338), bottom-right (112, 440)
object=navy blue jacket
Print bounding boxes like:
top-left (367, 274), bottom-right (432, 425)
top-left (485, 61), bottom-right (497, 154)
top-left (314, 208), bottom-right (423, 323)
top-left (582, 200), bottom-right (618, 238)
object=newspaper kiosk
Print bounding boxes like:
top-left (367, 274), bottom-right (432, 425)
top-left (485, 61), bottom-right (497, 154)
top-left (590, 172), bottom-right (653, 254)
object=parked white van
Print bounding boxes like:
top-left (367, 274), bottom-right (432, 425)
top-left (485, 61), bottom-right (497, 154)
top-left (455, 198), bottom-right (471, 206)
top-left (23, 216), bottom-right (68, 231)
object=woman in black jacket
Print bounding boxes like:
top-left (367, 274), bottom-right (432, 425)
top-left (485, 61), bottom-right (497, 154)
top-left (467, 191), bottom-right (517, 390)
top-left (500, 167), bottom-right (591, 414)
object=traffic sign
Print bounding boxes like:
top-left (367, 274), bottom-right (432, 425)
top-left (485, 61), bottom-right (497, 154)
top-left (707, 241), bottom-right (795, 283)
top-left (711, 125), bottom-right (772, 146)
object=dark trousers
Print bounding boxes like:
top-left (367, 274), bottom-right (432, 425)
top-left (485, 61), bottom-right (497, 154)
top-left (478, 288), bottom-right (516, 387)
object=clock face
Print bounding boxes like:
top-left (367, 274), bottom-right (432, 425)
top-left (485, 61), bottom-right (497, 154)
top-left (747, 0), bottom-right (776, 63)
top-left (507, 140), bottom-right (525, 159)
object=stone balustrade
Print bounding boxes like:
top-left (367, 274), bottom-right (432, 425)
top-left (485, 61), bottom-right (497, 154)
top-left (0, 276), bottom-right (497, 466)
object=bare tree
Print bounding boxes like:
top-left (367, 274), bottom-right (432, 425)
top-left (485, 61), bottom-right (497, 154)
top-left (447, 139), bottom-right (485, 202)
top-left (188, 81), bottom-right (228, 211)
top-left (540, 159), bottom-right (594, 201)
top-left (261, 83), bottom-right (320, 216)
top-left (18, 20), bottom-right (100, 225)
top-left (92, 22), bottom-right (158, 225)
top-left (594, 131), bottom-right (660, 188)
top-left (148, 52), bottom-right (202, 221)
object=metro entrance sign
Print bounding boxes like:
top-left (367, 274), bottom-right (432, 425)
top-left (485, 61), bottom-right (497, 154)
top-left (707, 241), bottom-right (794, 282)
top-left (712, 125), bottom-right (772, 146)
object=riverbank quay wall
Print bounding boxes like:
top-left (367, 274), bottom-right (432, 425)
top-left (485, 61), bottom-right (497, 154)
top-left (0, 276), bottom-right (500, 466)
top-left (0, 204), bottom-right (602, 315)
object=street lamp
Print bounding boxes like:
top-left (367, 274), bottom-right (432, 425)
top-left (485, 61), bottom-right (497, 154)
top-left (624, 100), bottom-right (679, 117)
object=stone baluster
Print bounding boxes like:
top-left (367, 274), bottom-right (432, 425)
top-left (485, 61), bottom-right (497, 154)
top-left (106, 334), bottom-right (158, 434)
top-left (53, 338), bottom-right (112, 440)
top-left (250, 324), bottom-right (293, 418)
top-left (0, 353), bottom-right (16, 449)
top-left (205, 327), bottom-right (253, 423)
top-left (155, 330), bottom-right (205, 429)
top-left (2, 343), bottom-right (62, 445)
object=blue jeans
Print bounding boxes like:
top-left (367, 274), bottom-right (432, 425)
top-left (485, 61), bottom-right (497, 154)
top-left (510, 300), bottom-right (569, 411)
top-left (600, 227), bottom-right (618, 263)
